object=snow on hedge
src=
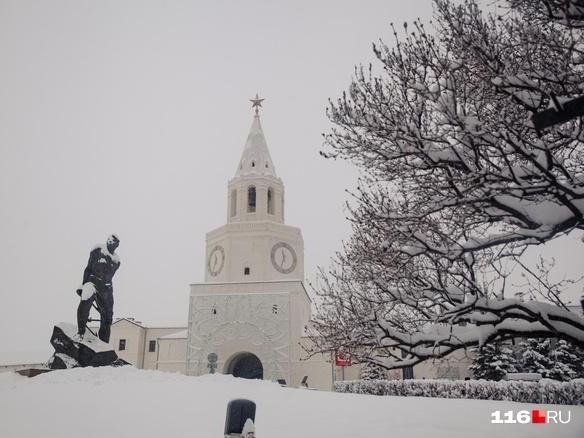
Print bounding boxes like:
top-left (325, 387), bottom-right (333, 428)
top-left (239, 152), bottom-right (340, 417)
top-left (335, 378), bottom-right (584, 405)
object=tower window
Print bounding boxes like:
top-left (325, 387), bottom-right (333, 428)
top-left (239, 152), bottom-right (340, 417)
top-left (267, 188), bottom-right (274, 215)
top-left (230, 189), bottom-right (237, 217)
top-left (251, 161), bottom-right (255, 167)
top-left (244, 267), bottom-right (250, 275)
top-left (247, 186), bottom-right (256, 212)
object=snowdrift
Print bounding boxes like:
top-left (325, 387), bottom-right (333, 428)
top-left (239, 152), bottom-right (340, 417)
top-left (0, 367), bottom-right (582, 438)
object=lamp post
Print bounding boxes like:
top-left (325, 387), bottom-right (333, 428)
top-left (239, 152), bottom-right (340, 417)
top-left (207, 352), bottom-right (218, 374)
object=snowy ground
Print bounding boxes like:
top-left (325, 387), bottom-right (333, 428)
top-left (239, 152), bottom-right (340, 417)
top-left (0, 367), bottom-right (582, 438)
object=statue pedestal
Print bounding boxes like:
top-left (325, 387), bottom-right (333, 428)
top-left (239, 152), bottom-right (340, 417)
top-left (47, 322), bottom-right (128, 369)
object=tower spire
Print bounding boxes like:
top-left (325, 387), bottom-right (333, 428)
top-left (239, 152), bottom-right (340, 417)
top-left (235, 94), bottom-right (276, 178)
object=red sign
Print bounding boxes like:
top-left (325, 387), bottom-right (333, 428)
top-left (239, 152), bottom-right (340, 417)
top-left (335, 352), bottom-right (351, 367)
top-left (532, 410), bottom-right (546, 424)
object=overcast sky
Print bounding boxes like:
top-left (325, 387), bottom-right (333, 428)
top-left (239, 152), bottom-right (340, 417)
top-left (0, 0), bottom-right (581, 356)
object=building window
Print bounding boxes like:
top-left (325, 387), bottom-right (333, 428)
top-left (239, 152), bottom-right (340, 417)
top-left (119, 339), bottom-right (126, 351)
top-left (247, 186), bottom-right (256, 212)
top-left (267, 188), bottom-right (274, 215)
top-left (244, 267), bottom-right (250, 275)
top-left (403, 366), bottom-right (414, 379)
top-left (149, 340), bottom-right (156, 353)
top-left (230, 189), bottom-right (237, 217)
top-left (251, 161), bottom-right (255, 167)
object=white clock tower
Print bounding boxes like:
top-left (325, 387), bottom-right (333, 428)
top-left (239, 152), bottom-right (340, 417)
top-left (186, 97), bottom-right (328, 387)
top-left (205, 95), bottom-right (304, 283)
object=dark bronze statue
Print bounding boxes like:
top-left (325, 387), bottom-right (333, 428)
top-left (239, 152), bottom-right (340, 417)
top-left (76, 234), bottom-right (121, 343)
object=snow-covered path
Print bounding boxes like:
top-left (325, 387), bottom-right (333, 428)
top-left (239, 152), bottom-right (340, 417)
top-left (0, 367), bottom-right (582, 438)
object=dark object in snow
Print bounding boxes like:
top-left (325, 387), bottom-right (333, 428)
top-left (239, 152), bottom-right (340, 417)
top-left (77, 234), bottom-right (121, 343)
top-left (277, 378), bottom-right (287, 386)
top-left (225, 399), bottom-right (256, 437)
top-left (111, 357), bottom-right (131, 367)
top-left (15, 368), bottom-right (54, 378)
top-left (532, 94), bottom-right (584, 134)
top-left (47, 323), bottom-right (122, 369)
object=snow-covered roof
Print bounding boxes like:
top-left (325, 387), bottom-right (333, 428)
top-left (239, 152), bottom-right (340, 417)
top-left (159, 330), bottom-right (188, 340)
top-left (234, 114), bottom-right (277, 178)
top-left (112, 317), bottom-right (144, 328)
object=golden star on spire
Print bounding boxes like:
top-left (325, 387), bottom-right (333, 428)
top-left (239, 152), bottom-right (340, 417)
top-left (250, 93), bottom-right (265, 116)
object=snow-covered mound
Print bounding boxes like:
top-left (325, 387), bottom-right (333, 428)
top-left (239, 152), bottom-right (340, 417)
top-left (0, 367), bottom-right (582, 438)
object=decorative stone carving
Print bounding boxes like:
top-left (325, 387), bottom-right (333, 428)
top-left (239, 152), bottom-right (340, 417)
top-left (187, 293), bottom-right (290, 380)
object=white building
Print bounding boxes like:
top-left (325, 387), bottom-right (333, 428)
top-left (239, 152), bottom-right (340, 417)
top-left (102, 318), bottom-right (187, 374)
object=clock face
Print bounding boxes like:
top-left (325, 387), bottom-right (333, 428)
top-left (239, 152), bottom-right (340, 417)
top-left (270, 242), bottom-right (297, 274)
top-left (208, 245), bottom-right (225, 277)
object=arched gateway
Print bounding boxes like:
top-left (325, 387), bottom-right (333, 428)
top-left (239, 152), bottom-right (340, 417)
top-left (225, 352), bottom-right (263, 379)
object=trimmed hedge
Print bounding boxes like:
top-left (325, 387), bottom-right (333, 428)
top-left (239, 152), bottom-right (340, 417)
top-left (335, 378), bottom-right (584, 405)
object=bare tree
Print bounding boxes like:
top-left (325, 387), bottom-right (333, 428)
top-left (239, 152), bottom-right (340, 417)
top-left (309, 0), bottom-right (584, 369)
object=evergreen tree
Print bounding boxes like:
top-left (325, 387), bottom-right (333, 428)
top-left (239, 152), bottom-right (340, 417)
top-left (559, 341), bottom-right (584, 378)
top-left (360, 361), bottom-right (386, 380)
top-left (547, 340), bottom-right (582, 381)
top-left (519, 338), bottom-right (553, 377)
top-left (519, 338), bottom-right (584, 381)
top-left (470, 343), bottom-right (518, 381)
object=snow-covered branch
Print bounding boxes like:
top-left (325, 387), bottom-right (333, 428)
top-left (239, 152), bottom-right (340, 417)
top-left (309, 0), bottom-right (584, 369)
